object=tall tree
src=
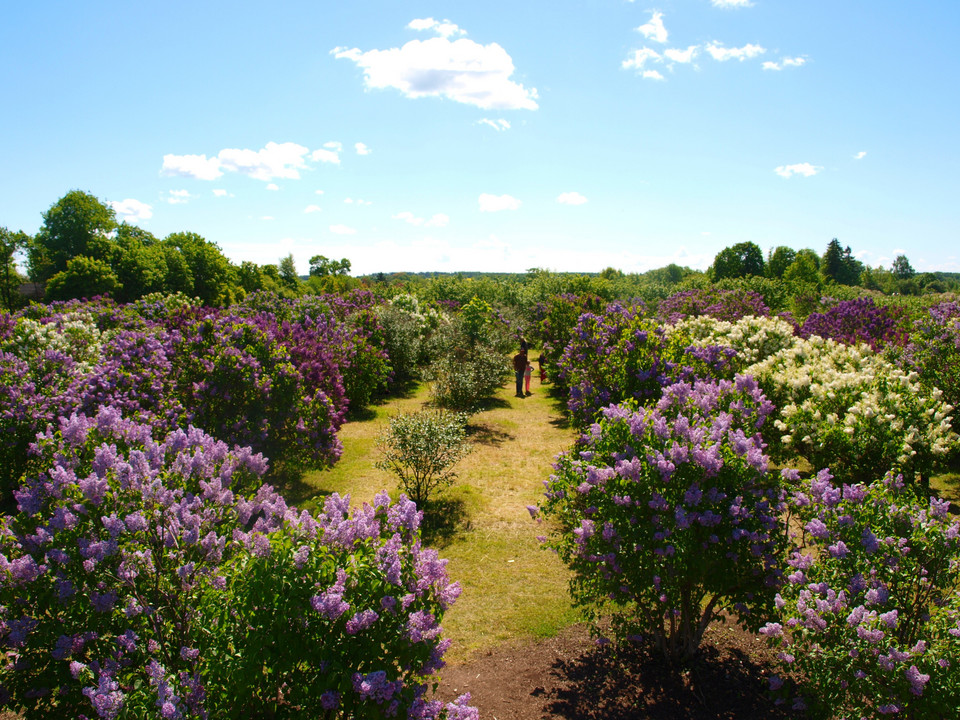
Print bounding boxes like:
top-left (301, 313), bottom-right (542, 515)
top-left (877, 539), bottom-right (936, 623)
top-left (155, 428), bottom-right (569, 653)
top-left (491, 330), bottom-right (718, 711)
top-left (766, 246), bottom-right (797, 279)
top-left (44, 255), bottom-right (120, 301)
top-left (891, 254), bottom-right (916, 280)
top-left (29, 190), bottom-right (118, 282)
top-left (0, 227), bottom-right (30, 311)
top-left (821, 239), bottom-right (862, 286)
top-left (278, 254), bottom-right (302, 294)
top-left (711, 242), bottom-right (765, 280)
top-left (163, 232), bottom-right (238, 306)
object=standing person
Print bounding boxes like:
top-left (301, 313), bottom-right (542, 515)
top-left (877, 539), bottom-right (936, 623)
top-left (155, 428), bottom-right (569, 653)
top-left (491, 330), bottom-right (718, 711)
top-left (524, 358), bottom-right (534, 395)
top-left (537, 353), bottom-right (546, 383)
top-left (512, 349), bottom-right (527, 398)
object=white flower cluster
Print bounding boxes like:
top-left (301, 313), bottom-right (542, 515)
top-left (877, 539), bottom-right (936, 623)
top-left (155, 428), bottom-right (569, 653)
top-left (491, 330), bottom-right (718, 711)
top-left (667, 314), bottom-right (798, 370)
top-left (3, 313), bottom-right (106, 373)
top-left (746, 335), bottom-right (956, 480)
top-left (387, 293), bottom-right (447, 334)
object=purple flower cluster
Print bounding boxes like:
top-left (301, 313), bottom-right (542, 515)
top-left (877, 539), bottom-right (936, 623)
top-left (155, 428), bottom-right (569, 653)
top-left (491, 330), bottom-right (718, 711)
top-left (540, 376), bottom-right (786, 664)
top-left (764, 469), bottom-right (960, 717)
top-left (799, 297), bottom-right (909, 351)
top-left (657, 288), bottom-right (770, 324)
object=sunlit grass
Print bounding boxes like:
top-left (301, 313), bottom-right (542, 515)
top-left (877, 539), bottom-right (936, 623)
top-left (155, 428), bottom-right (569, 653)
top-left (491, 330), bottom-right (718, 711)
top-left (298, 368), bottom-right (579, 661)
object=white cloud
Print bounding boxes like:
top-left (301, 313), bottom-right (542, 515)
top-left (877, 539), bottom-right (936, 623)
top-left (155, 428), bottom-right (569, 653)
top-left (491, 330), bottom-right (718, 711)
top-left (704, 42), bottom-right (765, 61)
top-left (764, 56), bottom-right (806, 71)
top-left (711, 0), bottom-right (753, 7)
top-left (426, 213), bottom-right (449, 227)
top-left (216, 141), bottom-right (310, 181)
top-left (557, 192), bottom-right (588, 206)
top-left (622, 47), bottom-right (662, 71)
top-left (393, 211), bottom-right (424, 226)
top-left (315, 189), bottom-right (325, 195)
top-left (161, 153), bottom-right (223, 181)
top-left (344, 198), bottom-right (373, 206)
top-left (324, 141), bottom-right (343, 151)
top-left (637, 11), bottom-right (668, 43)
top-left (261, 216), bottom-right (275, 221)
top-left (266, 183), bottom-right (280, 191)
top-left (664, 46), bottom-right (699, 64)
top-left (304, 205), bottom-right (323, 213)
top-left (774, 162), bottom-right (822, 178)
top-left (407, 17), bottom-right (465, 39)
top-left (166, 189), bottom-right (191, 205)
top-left (478, 193), bottom-right (521, 212)
top-left (642, 70), bottom-right (665, 81)
top-left (330, 224), bottom-right (358, 235)
top-left (332, 29), bottom-right (539, 110)
top-left (109, 198), bottom-right (153, 221)
top-left (310, 148), bottom-right (341, 165)
top-left (354, 142), bottom-right (372, 155)
top-left (478, 118), bottom-right (511, 131)
top-left (854, 151), bottom-right (867, 160)
top-left (213, 188), bottom-right (229, 197)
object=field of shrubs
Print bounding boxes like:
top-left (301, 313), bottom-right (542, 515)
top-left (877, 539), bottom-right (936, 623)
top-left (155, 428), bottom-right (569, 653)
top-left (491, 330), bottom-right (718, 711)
top-left (2, 279), bottom-right (960, 719)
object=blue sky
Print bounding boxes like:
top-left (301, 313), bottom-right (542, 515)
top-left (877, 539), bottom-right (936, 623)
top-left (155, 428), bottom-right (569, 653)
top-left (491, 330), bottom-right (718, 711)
top-left (3, 0), bottom-right (958, 276)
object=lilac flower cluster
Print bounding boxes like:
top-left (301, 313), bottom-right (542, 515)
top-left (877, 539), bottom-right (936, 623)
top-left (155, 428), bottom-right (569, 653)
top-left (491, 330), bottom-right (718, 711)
top-left (899, 300), bottom-right (960, 411)
top-left (0, 408), bottom-right (472, 719)
top-left (532, 293), bottom-right (609, 385)
top-left (538, 376), bottom-right (785, 664)
top-left (799, 297), bottom-right (909, 351)
top-left (764, 469), bottom-right (960, 718)
top-left (555, 302), bottom-right (737, 428)
top-left (656, 288), bottom-right (770, 324)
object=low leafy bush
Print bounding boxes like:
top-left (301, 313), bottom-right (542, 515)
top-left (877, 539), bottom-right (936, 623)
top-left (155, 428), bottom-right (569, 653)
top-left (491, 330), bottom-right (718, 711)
top-left (537, 376), bottom-right (786, 665)
top-left (0, 408), bottom-right (474, 719)
top-left (763, 470), bottom-right (960, 718)
top-left (376, 410), bottom-right (472, 507)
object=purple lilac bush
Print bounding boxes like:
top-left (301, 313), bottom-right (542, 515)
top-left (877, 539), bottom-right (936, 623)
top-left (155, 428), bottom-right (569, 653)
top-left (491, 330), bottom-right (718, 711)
top-left (763, 470), bottom-right (960, 718)
top-left (537, 376), bottom-right (786, 664)
top-left (0, 408), bottom-right (475, 719)
top-left (532, 293), bottom-right (608, 385)
top-left (556, 302), bottom-right (737, 428)
top-left (899, 300), bottom-right (960, 411)
top-left (799, 297), bottom-right (910, 351)
top-left (656, 288), bottom-right (770, 324)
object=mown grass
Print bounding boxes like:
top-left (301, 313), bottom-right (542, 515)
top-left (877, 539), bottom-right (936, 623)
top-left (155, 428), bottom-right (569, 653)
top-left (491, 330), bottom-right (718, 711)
top-left (298, 370), bottom-right (580, 661)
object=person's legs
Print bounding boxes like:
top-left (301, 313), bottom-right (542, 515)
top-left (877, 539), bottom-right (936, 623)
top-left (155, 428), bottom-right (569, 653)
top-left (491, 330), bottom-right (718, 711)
top-left (515, 371), bottom-right (524, 397)
top-left (525, 373), bottom-right (531, 393)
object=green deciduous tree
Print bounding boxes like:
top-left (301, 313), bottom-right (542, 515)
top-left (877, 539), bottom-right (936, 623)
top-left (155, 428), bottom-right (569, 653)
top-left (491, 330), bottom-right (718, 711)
top-left (710, 242), bottom-right (765, 280)
top-left (766, 246), bottom-right (797, 279)
top-left (892, 254), bottom-right (915, 280)
top-left (164, 231), bottom-right (238, 306)
top-left (0, 227), bottom-right (30, 311)
top-left (29, 190), bottom-right (117, 282)
top-left (44, 255), bottom-right (120, 301)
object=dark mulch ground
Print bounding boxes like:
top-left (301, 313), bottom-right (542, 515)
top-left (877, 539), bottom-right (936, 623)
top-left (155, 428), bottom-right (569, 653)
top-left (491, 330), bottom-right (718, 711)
top-left (438, 622), bottom-right (793, 720)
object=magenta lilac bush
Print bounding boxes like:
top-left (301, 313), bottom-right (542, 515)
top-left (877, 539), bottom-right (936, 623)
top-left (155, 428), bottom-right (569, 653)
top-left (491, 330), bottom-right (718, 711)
top-left (0, 408), bottom-right (474, 719)
top-left (799, 297), bottom-right (909, 351)
top-left (537, 376), bottom-right (785, 664)
top-left (763, 470), bottom-right (960, 718)
top-left (657, 288), bottom-right (770, 324)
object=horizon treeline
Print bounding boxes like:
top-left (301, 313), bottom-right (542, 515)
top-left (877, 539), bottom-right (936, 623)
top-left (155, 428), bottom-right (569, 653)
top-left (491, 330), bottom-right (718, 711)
top-left (2, 189), bottom-right (957, 313)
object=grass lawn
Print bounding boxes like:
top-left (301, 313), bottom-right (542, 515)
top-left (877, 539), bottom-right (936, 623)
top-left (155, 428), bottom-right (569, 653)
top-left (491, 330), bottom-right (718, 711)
top-left (297, 372), bottom-right (580, 661)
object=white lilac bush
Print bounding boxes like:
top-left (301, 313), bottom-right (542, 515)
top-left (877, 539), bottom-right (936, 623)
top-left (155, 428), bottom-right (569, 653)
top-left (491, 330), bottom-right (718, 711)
top-left (763, 469), bottom-right (960, 719)
top-left (746, 336), bottom-right (956, 486)
top-left (0, 407), bottom-right (475, 720)
top-left (666, 314), bottom-right (799, 374)
top-left (536, 376), bottom-right (786, 665)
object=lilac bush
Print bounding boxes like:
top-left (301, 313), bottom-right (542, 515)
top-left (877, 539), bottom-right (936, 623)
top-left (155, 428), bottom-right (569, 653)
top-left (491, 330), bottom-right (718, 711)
top-left (555, 302), bottom-right (737, 428)
top-left (899, 300), bottom-right (960, 411)
top-left (533, 293), bottom-right (610, 385)
top-left (0, 408), bottom-right (474, 719)
top-left (763, 470), bottom-right (960, 718)
top-left (656, 287), bottom-right (770, 324)
top-left (537, 376), bottom-right (786, 664)
top-left (799, 297), bottom-right (910, 351)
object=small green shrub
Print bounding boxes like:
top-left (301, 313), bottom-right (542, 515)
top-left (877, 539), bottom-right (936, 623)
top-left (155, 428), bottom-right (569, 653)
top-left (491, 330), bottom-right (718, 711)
top-left (376, 410), bottom-right (472, 507)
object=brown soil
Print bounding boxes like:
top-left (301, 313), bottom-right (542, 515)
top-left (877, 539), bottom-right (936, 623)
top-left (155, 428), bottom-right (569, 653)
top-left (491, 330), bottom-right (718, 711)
top-left (437, 621), bottom-right (792, 720)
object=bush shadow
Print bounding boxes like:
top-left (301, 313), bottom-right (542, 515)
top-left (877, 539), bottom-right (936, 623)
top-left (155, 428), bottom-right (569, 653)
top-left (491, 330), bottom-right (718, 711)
top-left (420, 496), bottom-right (471, 549)
top-left (544, 640), bottom-right (791, 720)
top-left (465, 423), bottom-right (514, 447)
top-left (545, 385), bottom-right (572, 430)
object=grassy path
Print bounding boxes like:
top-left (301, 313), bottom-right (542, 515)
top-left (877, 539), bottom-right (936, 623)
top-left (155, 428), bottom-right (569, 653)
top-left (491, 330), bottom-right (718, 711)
top-left (297, 372), bottom-right (580, 662)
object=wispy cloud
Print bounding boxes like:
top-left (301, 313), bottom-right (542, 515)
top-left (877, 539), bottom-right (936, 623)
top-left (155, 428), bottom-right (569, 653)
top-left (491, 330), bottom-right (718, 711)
top-left (109, 198), bottom-right (153, 221)
top-left (637, 11), bottom-right (668, 44)
top-left (664, 46), bottom-right (699, 64)
top-left (329, 224), bottom-right (357, 235)
top-left (304, 204), bottom-right (323, 213)
top-left (478, 193), bottom-right (521, 212)
top-left (763, 56), bottom-right (806, 71)
top-left (407, 17), bottom-right (465, 39)
top-left (333, 22), bottom-right (538, 110)
top-left (213, 188), bottom-right (230, 197)
top-left (266, 183), bottom-right (280, 191)
top-left (854, 151), bottom-right (867, 160)
top-left (711, 0), bottom-right (753, 8)
top-left (704, 42), bottom-right (765, 62)
top-left (393, 211), bottom-right (450, 227)
top-left (166, 190), bottom-right (191, 205)
top-left (622, 47), bottom-right (662, 72)
top-left (355, 142), bottom-right (372, 155)
top-left (163, 142), bottom-right (322, 182)
top-left (344, 198), bottom-right (373, 206)
top-left (478, 118), bottom-right (511, 131)
top-left (557, 192), bottom-right (588, 206)
top-left (774, 162), bottom-right (822, 178)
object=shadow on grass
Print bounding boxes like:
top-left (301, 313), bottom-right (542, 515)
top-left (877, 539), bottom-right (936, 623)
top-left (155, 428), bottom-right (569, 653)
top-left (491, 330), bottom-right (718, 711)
top-left (544, 641), bottom-right (791, 720)
top-left (932, 473), bottom-right (960, 514)
top-left (420, 496), bottom-right (471, 549)
top-left (472, 396), bottom-right (512, 412)
top-left (466, 423), bottom-right (514, 447)
top-left (545, 384), bottom-right (573, 430)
